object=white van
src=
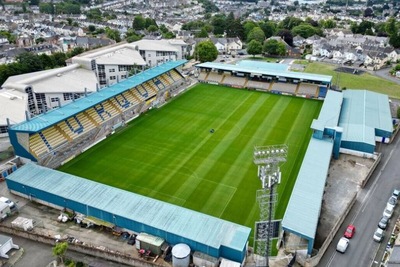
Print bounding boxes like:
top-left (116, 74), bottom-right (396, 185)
top-left (0, 197), bottom-right (15, 209)
top-left (336, 237), bottom-right (349, 253)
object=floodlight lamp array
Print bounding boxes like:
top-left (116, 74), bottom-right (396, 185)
top-left (253, 145), bottom-right (288, 165)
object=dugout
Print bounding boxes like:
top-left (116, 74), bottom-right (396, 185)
top-left (5, 163), bottom-right (251, 264)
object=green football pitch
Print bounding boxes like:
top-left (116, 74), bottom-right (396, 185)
top-left (59, 83), bottom-right (322, 231)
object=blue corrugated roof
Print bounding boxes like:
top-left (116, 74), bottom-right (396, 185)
top-left (311, 90), bottom-right (343, 131)
top-left (196, 61), bottom-right (332, 83)
top-left (282, 137), bottom-right (333, 238)
top-left (283, 90), bottom-right (340, 240)
top-left (339, 90), bottom-right (393, 145)
top-left (6, 162), bottom-right (251, 253)
top-left (10, 60), bottom-right (187, 133)
top-left (236, 60), bottom-right (289, 71)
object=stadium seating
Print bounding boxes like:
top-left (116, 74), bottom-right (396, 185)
top-left (297, 83), bottom-right (319, 97)
top-left (270, 82), bottom-right (297, 95)
top-left (223, 75), bottom-right (247, 87)
top-left (136, 85), bottom-right (148, 98)
top-left (206, 73), bottom-right (224, 83)
top-left (103, 100), bottom-right (120, 118)
top-left (122, 91), bottom-right (140, 106)
top-left (318, 86), bottom-right (328, 98)
top-left (152, 78), bottom-right (165, 90)
top-left (159, 74), bottom-right (171, 86)
top-left (170, 70), bottom-right (183, 81)
top-left (115, 94), bottom-right (130, 109)
top-left (41, 126), bottom-right (67, 149)
top-left (87, 107), bottom-right (104, 124)
top-left (143, 82), bottom-right (158, 97)
top-left (29, 133), bottom-right (49, 157)
top-left (76, 113), bottom-right (96, 133)
top-left (246, 80), bottom-right (271, 90)
top-left (197, 72), bottom-right (208, 81)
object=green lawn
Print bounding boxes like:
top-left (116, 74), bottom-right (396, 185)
top-left (305, 62), bottom-right (400, 99)
top-left (59, 84), bottom-right (321, 235)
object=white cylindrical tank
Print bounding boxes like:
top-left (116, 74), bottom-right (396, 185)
top-left (172, 243), bottom-right (191, 267)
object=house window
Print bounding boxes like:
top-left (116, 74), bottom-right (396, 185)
top-left (0, 125), bottom-right (8, 134)
top-left (121, 75), bottom-right (126, 79)
top-left (148, 54), bottom-right (151, 57)
top-left (50, 97), bottom-right (59, 102)
top-left (110, 76), bottom-right (116, 80)
top-left (109, 68), bottom-right (115, 73)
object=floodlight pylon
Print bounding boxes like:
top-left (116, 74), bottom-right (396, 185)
top-left (253, 145), bottom-right (287, 267)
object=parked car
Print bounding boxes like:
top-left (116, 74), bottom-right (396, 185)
top-left (378, 216), bottom-right (389, 230)
top-left (336, 237), bottom-right (349, 253)
top-left (383, 205), bottom-right (394, 219)
top-left (0, 197), bottom-right (16, 209)
top-left (344, 224), bottom-right (356, 239)
top-left (373, 228), bottom-right (384, 242)
top-left (393, 189), bottom-right (400, 199)
top-left (127, 234), bottom-right (136, 245)
top-left (387, 196), bottom-right (397, 209)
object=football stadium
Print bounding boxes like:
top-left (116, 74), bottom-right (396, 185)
top-left (3, 59), bottom-right (394, 266)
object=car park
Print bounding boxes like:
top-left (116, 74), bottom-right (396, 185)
top-left (387, 196), bottom-right (397, 209)
top-left (373, 228), bottom-right (384, 242)
top-left (383, 205), bottom-right (394, 219)
top-left (378, 216), bottom-right (389, 230)
top-left (336, 237), bottom-right (349, 253)
top-left (344, 224), bottom-right (356, 239)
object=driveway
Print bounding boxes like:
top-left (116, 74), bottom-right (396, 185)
top-left (373, 68), bottom-right (400, 84)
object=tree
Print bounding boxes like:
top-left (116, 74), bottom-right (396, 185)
top-left (66, 47), bottom-right (85, 58)
top-left (211, 14), bottom-right (226, 35)
top-left (88, 25), bottom-right (96, 33)
top-left (132, 15), bottom-right (146, 30)
top-left (246, 40), bottom-right (262, 57)
top-left (228, 19), bottom-right (245, 40)
top-left (29, 0), bottom-right (40, 5)
top-left (243, 20), bottom-right (258, 38)
top-left (247, 27), bottom-right (265, 43)
top-left (53, 242), bottom-right (68, 264)
top-left (277, 29), bottom-right (293, 46)
top-left (36, 37), bottom-right (45, 44)
top-left (386, 17), bottom-right (397, 36)
top-left (105, 28), bottom-right (121, 42)
top-left (263, 39), bottom-right (286, 56)
top-left (364, 7), bottom-right (374, 17)
top-left (86, 9), bottom-right (102, 22)
top-left (147, 25), bottom-right (158, 33)
top-left (279, 17), bottom-right (303, 30)
top-left (196, 27), bottom-right (209, 38)
top-left (321, 19), bottom-right (336, 29)
top-left (292, 24), bottom-right (317, 38)
top-left (260, 21), bottom-right (277, 39)
top-left (39, 3), bottom-right (54, 14)
top-left (194, 40), bottom-right (218, 63)
top-left (125, 29), bottom-right (142, 43)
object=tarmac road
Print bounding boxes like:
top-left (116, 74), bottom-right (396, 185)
top-left (319, 134), bottom-right (400, 267)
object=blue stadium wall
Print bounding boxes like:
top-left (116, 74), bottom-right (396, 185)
top-left (340, 140), bottom-right (375, 154)
top-left (8, 130), bottom-right (37, 162)
top-left (5, 178), bottom-right (246, 263)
